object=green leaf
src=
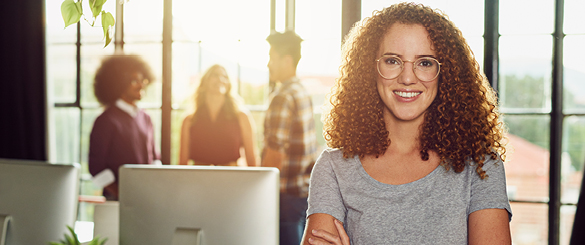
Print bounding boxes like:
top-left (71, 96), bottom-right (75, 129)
top-left (89, 0), bottom-right (107, 18)
top-left (87, 236), bottom-right (108, 245)
top-left (61, 0), bottom-right (83, 28)
top-left (64, 234), bottom-right (75, 245)
top-left (101, 11), bottom-right (115, 47)
top-left (66, 226), bottom-right (80, 245)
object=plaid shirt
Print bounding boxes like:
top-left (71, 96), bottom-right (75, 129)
top-left (264, 77), bottom-right (318, 197)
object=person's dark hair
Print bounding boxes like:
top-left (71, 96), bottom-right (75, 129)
top-left (93, 55), bottom-right (155, 106)
top-left (324, 2), bottom-right (507, 179)
top-left (266, 30), bottom-right (303, 67)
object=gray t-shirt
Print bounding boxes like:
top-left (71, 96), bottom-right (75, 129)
top-left (307, 148), bottom-right (512, 244)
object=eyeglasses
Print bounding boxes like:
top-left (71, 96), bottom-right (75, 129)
top-left (131, 79), bottom-right (150, 86)
top-left (376, 55), bottom-right (441, 81)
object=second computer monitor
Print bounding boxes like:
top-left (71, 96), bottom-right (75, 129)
top-left (119, 165), bottom-right (279, 245)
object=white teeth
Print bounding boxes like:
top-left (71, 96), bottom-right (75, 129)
top-left (394, 91), bottom-right (421, 98)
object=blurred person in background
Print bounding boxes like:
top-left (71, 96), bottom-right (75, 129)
top-left (179, 64), bottom-right (258, 167)
top-left (263, 31), bottom-right (318, 245)
top-left (89, 54), bottom-right (161, 201)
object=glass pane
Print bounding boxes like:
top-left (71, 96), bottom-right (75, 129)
top-left (564, 0), bottom-right (585, 34)
top-left (361, 0), bottom-right (484, 36)
top-left (80, 44), bottom-right (116, 107)
top-left (79, 108), bottom-right (103, 223)
top-left (52, 107), bottom-right (80, 164)
top-left (296, 0), bottom-right (341, 41)
top-left (510, 203), bottom-right (548, 245)
top-left (79, 0), bottom-right (116, 44)
top-left (78, 180), bottom-right (98, 222)
top-left (314, 112), bottom-right (326, 153)
top-left (563, 35), bottom-right (585, 114)
top-left (124, 0), bottom-right (163, 42)
top-left (239, 39), bottom-right (270, 106)
top-left (499, 0), bottom-right (554, 35)
top-left (560, 205), bottom-right (578, 245)
top-left (124, 43), bottom-right (163, 108)
top-left (80, 109), bottom-right (102, 173)
top-left (47, 44), bottom-right (77, 104)
top-left (172, 41), bottom-right (201, 108)
top-left (562, 116), bottom-right (585, 205)
top-left (172, 0), bottom-right (270, 42)
top-left (240, 65), bottom-right (270, 106)
top-left (171, 109), bottom-right (187, 165)
top-left (199, 40), bottom-right (240, 78)
top-left (499, 36), bottom-right (552, 112)
top-left (45, 0), bottom-right (77, 43)
top-left (250, 110), bottom-right (266, 151)
top-left (503, 115), bottom-right (550, 202)
top-left (466, 36), bottom-right (484, 71)
top-left (295, 0), bottom-right (340, 113)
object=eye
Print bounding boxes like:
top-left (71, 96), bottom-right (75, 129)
top-left (383, 57), bottom-right (402, 66)
top-left (417, 58), bottom-right (436, 68)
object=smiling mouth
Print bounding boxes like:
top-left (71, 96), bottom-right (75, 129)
top-left (394, 91), bottom-right (422, 98)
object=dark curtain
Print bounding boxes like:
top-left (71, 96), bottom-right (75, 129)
top-left (0, 0), bottom-right (47, 160)
top-left (570, 171), bottom-right (585, 245)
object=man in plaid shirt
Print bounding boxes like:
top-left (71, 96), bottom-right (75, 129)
top-left (263, 30), bottom-right (318, 245)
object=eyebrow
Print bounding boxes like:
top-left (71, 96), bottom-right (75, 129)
top-left (382, 52), bottom-right (436, 59)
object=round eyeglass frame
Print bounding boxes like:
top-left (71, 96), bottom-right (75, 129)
top-left (375, 56), bottom-right (442, 82)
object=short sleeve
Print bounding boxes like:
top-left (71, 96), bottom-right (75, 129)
top-left (306, 150), bottom-right (347, 222)
top-left (469, 156), bottom-right (513, 221)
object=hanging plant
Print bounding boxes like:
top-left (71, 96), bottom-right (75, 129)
top-left (60, 0), bottom-right (116, 47)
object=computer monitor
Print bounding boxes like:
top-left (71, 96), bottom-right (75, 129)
top-left (0, 158), bottom-right (80, 245)
top-left (119, 165), bottom-right (279, 245)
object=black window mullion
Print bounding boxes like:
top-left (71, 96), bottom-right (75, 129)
top-left (549, 0), bottom-right (565, 244)
top-left (483, 0), bottom-right (498, 91)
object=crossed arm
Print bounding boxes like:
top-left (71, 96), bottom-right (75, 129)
top-left (301, 209), bottom-right (511, 245)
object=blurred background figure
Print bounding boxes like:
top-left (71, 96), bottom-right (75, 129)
top-left (89, 54), bottom-right (161, 201)
top-left (179, 64), bottom-right (258, 167)
top-left (263, 31), bottom-right (318, 245)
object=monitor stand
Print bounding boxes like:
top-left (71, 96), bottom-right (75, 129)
top-left (0, 215), bottom-right (11, 245)
top-left (171, 227), bottom-right (201, 245)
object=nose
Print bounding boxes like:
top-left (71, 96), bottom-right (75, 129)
top-left (398, 62), bottom-right (417, 85)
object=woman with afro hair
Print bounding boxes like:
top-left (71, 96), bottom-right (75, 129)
top-left (89, 54), bottom-right (160, 200)
top-left (302, 3), bottom-right (511, 244)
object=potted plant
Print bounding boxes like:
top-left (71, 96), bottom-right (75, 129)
top-left (49, 225), bottom-right (107, 245)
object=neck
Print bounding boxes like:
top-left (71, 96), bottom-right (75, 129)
top-left (278, 68), bottom-right (296, 83)
top-left (205, 94), bottom-right (226, 120)
top-left (384, 111), bottom-right (424, 154)
top-left (120, 97), bottom-right (136, 107)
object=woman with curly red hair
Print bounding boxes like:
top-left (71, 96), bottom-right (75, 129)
top-left (302, 3), bottom-right (511, 244)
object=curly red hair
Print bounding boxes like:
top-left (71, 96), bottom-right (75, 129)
top-left (324, 2), bottom-right (507, 179)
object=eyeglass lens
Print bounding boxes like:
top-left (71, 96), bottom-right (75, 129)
top-left (377, 56), bottom-right (440, 81)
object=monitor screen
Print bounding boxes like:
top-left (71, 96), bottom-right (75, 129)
top-left (119, 165), bottom-right (279, 245)
top-left (0, 158), bottom-right (80, 245)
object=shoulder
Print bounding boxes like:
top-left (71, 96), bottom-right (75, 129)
top-left (236, 111), bottom-right (252, 125)
top-left (314, 148), bottom-right (354, 170)
top-left (93, 107), bottom-right (118, 124)
top-left (182, 114), bottom-right (194, 124)
top-left (471, 154), bottom-right (505, 174)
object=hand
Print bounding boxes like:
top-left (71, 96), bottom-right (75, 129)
top-left (308, 219), bottom-right (350, 245)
